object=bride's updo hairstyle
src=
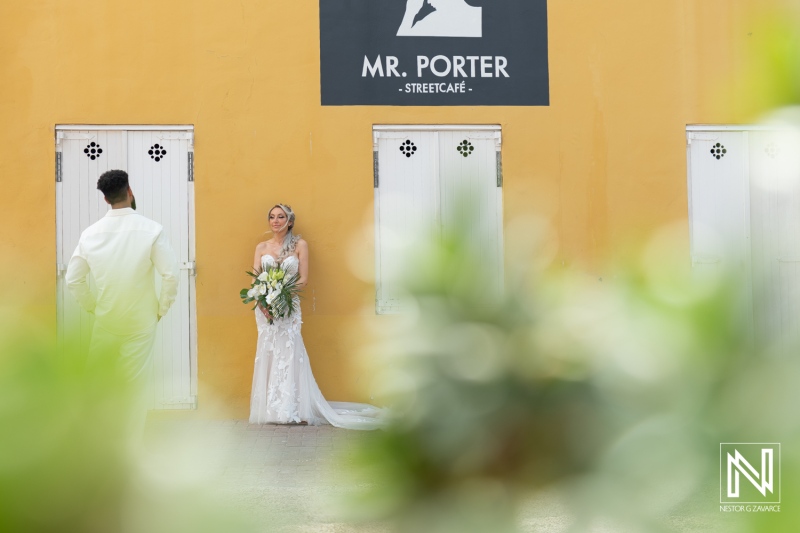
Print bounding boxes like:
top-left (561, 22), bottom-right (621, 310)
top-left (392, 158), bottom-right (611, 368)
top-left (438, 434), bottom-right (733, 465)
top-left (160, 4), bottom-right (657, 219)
top-left (269, 204), bottom-right (301, 261)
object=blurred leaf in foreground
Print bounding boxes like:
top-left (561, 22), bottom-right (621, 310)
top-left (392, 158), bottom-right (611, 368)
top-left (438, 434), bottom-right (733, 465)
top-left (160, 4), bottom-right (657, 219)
top-left (343, 210), bottom-right (800, 532)
top-left (0, 328), bottom-right (259, 533)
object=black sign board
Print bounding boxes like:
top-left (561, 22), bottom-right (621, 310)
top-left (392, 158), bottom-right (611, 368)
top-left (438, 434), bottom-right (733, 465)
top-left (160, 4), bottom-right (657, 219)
top-left (319, 0), bottom-right (549, 106)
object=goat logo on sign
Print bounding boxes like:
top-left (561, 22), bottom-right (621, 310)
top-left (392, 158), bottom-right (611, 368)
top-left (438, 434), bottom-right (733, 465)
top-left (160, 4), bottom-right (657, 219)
top-left (397, 0), bottom-right (482, 37)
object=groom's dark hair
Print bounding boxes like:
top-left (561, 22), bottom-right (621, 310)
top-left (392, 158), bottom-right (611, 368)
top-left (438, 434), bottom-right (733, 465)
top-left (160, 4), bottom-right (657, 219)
top-left (97, 169), bottom-right (129, 204)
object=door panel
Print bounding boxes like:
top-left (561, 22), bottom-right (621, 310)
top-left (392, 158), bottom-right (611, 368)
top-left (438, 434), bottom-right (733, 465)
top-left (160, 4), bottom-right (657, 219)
top-left (687, 130), bottom-right (753, 341)
top-left (57, 130), bottom-right (128, 354)
top-left (687, 131), bottom-right (749, 274)
top-left (375, 131), bottom-right (438, 314)
top-left (438, 130), bottom-right (503, 290)
top-left (127, 130), bottom-right (194, 408)
top-left (749, 129), bottom-right (800, 346)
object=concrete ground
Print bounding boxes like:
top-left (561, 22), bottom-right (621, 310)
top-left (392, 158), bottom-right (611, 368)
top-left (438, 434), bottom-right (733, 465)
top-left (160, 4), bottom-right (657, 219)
top-left (141, 419), bottom-right (742, 533)
top-left (142, 419), bottom-right (386, 533)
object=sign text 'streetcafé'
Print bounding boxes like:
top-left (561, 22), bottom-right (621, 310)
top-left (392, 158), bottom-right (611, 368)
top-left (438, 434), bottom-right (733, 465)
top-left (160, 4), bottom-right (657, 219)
top-left (320, 0), bottom-right (550, 106)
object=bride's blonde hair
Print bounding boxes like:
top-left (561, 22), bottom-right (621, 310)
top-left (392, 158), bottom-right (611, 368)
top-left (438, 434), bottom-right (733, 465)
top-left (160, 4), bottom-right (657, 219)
top-left (268, 204), bottom-right (301, 261)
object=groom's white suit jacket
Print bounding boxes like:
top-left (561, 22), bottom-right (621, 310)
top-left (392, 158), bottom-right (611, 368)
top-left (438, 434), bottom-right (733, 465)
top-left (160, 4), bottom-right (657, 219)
top-left (66, 208), bottom-right (179, 336)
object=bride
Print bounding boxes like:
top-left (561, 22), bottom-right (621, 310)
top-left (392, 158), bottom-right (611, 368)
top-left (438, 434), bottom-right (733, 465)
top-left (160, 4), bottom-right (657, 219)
top-left (249, 204), bottom-right (383, 430)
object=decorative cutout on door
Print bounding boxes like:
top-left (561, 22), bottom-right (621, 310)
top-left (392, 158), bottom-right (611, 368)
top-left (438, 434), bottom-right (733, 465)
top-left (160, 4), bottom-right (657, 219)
top-left (399, 140), bottom-right (417, 158)
top-left (149, 144), bottom-right (167, 162)
top-left (765, 142), bottom-right (780, 160)
top-left (83, 142), bottom-right (103, 160)
top-left (710, 143), bottom-right (727, 160)
top-left (457, 140), bottom-right (475, 158)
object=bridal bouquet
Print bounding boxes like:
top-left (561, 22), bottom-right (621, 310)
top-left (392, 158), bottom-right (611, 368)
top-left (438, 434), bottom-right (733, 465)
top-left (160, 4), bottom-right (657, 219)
top-left (240, 266), bottom-right (300, 324)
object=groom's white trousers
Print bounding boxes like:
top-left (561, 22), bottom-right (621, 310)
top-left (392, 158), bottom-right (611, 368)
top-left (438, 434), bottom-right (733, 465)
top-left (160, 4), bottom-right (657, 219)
top-left (88, 321), bottom-right (157, 449)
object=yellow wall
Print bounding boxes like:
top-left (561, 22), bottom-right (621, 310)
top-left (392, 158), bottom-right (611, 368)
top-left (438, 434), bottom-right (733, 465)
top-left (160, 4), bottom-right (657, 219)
top-left (0, 1), bottom-right (767, 416)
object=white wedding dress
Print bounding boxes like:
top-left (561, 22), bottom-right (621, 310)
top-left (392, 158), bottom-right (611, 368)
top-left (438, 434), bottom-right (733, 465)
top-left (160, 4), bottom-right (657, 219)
top-left (249, 254), bottom-right (383, 430)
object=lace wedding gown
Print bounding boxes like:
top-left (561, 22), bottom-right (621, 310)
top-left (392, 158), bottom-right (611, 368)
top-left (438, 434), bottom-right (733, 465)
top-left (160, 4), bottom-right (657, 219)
top-left (249, 254), bottom-right (383, 430)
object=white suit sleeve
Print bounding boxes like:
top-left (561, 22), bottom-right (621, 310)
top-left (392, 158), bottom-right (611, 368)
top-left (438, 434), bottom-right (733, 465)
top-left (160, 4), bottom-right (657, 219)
top-left (151, 229), bottom-right (179, 317)
top-left (65, 242), bottom-right (96, 314)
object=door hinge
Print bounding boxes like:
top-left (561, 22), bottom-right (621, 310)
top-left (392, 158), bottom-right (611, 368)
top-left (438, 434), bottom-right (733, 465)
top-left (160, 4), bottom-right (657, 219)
top-left (56, 152), bottom-right (62, 182)
top-left (496, 152), bottom-right (503, 187)
top-left (57, 263), bottom-right (67, 277)
top-left (373, 150), bottom-right (379, 188)
top-left (180, 261), bottom-right (196, 276)
top-left (188, 152), bottom-right (194, 182)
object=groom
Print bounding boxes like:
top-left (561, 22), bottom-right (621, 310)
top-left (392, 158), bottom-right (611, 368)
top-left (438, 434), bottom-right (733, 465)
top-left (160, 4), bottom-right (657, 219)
top-left (65, 169), bottom-right (178, 437)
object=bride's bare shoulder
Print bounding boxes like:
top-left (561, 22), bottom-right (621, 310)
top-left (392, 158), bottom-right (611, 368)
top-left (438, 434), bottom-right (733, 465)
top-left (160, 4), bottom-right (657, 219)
top-left (255, 240), bottom-right (269, 253)
top-left (296, 238), bottom-right (309, 250)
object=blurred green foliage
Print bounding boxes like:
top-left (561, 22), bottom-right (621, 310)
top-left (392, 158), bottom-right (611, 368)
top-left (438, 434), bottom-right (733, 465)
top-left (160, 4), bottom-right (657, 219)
top-left (737, 7), bottom-right (800, 118)
top-left (0, 332), bottom-right (131, 532)
top-left (0, 330), bottom-right (257, 533)
top-left (344, 216), bottom-right (800, 532)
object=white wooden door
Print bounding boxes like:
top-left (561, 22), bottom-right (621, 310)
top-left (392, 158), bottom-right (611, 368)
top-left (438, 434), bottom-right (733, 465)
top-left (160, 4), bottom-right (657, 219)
top-left (687, 125), bottom-right (800, 348)
top-left (373, 126), bottom-right (503, 314)
top-left (56, 126), bottom-right (197, 409)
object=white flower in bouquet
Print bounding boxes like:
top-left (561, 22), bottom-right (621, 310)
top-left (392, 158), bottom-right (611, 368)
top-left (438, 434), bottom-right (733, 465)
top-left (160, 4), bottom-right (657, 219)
top-left (258, 283), bottom-right (268, 295)
top-left (257, 271), bottom-right (269, 282)
top-left (266, 290), bottom-right (279, 305)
